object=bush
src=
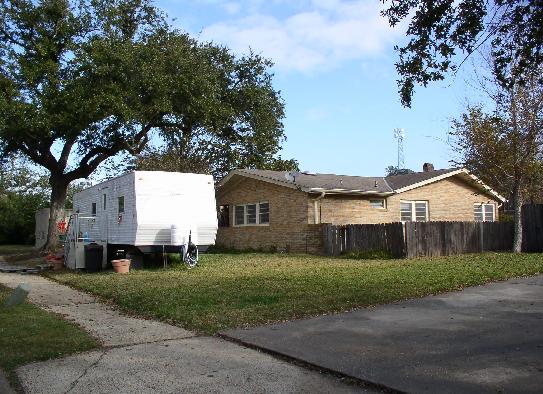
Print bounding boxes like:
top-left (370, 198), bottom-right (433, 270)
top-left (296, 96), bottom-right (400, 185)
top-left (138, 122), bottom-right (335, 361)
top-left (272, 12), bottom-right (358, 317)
top-left (0, 193), bottom-right (47, 245)
top-left (341, 249), bottom-right (394, 260)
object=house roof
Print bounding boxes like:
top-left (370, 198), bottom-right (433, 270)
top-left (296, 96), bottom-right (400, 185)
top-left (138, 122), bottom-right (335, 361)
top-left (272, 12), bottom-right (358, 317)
top-left (385, 169), bottom-right (457, 190)
top-left (218, 168), bottom-right (506, 202)
top-left (232, 169), bottom-right (393, 194)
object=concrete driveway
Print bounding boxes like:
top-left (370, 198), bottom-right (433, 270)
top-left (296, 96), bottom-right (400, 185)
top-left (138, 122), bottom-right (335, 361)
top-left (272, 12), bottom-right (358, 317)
top-left (222, 275), bottom-right (543, 394)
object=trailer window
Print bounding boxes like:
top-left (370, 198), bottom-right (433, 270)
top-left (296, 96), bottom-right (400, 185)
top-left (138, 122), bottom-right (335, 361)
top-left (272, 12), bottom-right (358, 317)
top-left (103, 194), bottom-right (107, 210)
top-left (91, 203), bottom-right (97, 216)
top-left (218, 205), bottom-right (230, 227)
top-left (118, 196), bottom-right (125, 213)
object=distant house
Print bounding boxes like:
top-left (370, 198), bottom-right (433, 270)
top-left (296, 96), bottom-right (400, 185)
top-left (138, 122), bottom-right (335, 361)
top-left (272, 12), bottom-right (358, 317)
top-left (215, 164), bottom-right (506, 253)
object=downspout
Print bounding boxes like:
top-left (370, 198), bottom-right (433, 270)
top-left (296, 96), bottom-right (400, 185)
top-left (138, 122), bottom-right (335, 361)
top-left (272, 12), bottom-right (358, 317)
top-left (313, 192), bottom-right (326, 224)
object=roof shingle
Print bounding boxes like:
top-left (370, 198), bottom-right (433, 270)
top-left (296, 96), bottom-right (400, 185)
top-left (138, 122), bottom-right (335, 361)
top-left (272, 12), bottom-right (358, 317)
top-left (238, 169), bottom-right (393, 192)
top-left (384, 169), bottom-right (458, 190)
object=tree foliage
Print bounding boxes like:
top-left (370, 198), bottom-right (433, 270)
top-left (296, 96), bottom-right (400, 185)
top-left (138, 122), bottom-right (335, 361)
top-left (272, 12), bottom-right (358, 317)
top-left (134, 143), bottom-right (299, 180)
top-left (0, 0), bottom-right (289, 248)
top-left (382, 1), bottom-right (543, 107)
top-left (385, 166), bottom-right (415, 176)
top-left (131, 46), bottom-right (295, 179)
top-left (0, 156), bottom-right (49, 244)
top-left (450, 66), bottom-right (543, 251)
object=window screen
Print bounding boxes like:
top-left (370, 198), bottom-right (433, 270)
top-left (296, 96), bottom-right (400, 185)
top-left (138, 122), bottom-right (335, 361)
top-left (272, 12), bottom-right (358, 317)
top-left (91, 203), bottom-right (97, 216)
top-left (235, 205), bottom-right (245, 225)
top-left (474, 203), bottom-right (495, 222)
top-left (415, 202), bottom-right (428, 221)
top-left (118, 196), bottom-right (125, 213)
top-left (246, 204), bottom-right (257, 224)
top-left (370, 199), bottom-right (385, 209)
top-left (474, 204), bottom-right (483, 221)
top-left (259, 202), bottom-right (270, 224)
top-left (401, 201), bottom-right (428, 222)
top-left (400, 202), bottom-right (412, 222)
top-left (484, 204), bottom-right (495, 222)
top-left (103, 194), bottom-right (107, 210)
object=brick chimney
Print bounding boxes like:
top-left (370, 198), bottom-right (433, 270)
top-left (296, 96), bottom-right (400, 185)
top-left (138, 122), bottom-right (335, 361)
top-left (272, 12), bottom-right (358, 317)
top-left (423, 163), bottom-right (434, 172)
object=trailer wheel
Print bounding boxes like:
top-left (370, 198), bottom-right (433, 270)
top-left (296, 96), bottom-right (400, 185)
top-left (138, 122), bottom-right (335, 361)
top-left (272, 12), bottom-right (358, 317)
top-left (185, 243), bottom-right (198, 268)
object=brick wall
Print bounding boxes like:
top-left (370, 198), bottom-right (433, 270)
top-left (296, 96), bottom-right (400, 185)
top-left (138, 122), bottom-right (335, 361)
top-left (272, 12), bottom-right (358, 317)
top-left (216, 174), bottom-right (501, 253)
top-left (316, 176), bottom-right (500, 224)
top-left (216, 176), bottom-right (324, 253)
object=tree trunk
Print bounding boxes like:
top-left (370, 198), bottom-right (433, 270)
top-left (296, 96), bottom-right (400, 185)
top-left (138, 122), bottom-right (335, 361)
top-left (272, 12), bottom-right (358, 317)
top-left (512, 180), bottom-right (523, 253)
top-left (44, 176), bottom-right (69, 252)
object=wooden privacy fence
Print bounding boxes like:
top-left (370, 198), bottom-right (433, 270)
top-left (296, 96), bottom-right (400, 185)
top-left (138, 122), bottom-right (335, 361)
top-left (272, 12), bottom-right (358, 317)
top-left (323, 223), bottom-right (405, 257)
top-left (522, 204), bottom-right (543, 252)
top-left (404, 221), bottom-right (513, 258)
top-left (323, 221), bottom-right (514, 258)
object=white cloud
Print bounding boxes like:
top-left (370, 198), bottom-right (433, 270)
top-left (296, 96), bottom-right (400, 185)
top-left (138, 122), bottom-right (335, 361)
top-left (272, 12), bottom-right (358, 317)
top-left (199, 0), bottom-right (401, 73)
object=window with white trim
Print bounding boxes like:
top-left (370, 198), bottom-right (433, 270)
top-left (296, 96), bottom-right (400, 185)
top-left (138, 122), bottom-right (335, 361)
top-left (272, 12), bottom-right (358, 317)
top-left (400, 200), bottom-right (428, 222)
top-left (234, 202), bottom-right (270, 226)
top-left (474, 203), bottom-right (495, 222)
top-left (370, 199), bottom-right (386, 209)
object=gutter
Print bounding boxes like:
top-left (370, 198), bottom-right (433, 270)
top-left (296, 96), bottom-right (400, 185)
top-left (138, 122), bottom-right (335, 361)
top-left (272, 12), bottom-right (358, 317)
top-left (305, 188), bottom-right (395, 196)
top-left (312, 192), bottom-right (326, 224)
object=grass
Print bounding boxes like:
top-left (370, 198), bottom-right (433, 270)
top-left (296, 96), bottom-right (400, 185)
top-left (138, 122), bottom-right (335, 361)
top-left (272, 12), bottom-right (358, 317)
top-left (47, 252), bottom-right (543, 335)
top-left (0, 285), bottom-right (98, 389)
top-left (0, 245), bottom-right (35, 256)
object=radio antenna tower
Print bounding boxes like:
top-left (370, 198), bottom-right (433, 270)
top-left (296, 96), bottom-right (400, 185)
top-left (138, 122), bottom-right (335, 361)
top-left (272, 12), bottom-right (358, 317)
top-left (393, 128), bottom-right (405, 169)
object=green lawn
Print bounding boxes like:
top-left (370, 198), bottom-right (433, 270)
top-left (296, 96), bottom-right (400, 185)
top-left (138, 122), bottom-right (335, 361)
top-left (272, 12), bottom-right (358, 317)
top-left (47, 253), bottom-right (543, 334)
top-left (0, 285), bottom-right (97, 389)
top-left (0, 245), bottom-right (35, 256)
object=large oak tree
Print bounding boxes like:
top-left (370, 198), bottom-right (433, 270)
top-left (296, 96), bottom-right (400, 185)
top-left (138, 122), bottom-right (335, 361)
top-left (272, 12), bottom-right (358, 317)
top-left (0, 0), bottom-right (288, 250)
top-left (383, 1), bottom-right (543, 107)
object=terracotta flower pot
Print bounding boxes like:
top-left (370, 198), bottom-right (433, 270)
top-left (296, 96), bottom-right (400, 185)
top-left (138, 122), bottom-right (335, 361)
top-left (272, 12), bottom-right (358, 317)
top-left (52, 260), bottom-right (64, 271)
top-left (111, 259), bottom-right (131, 274)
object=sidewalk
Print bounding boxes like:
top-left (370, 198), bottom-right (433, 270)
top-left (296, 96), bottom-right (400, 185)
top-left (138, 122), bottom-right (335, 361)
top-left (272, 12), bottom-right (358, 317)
top-left (0, 272), bottom-right (371, 393)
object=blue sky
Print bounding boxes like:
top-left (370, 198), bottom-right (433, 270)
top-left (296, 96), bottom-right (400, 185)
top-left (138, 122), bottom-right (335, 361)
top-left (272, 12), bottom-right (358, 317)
top-left (157, 0), bottom-right (484, 176)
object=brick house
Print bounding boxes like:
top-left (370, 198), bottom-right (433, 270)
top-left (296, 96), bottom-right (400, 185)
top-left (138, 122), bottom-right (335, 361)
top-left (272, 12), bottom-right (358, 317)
top-left (215, 165), bottom-right (505, 253)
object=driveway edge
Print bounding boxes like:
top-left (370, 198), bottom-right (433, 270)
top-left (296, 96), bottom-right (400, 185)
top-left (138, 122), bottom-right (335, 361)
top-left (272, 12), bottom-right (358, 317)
top-left (218, 332), bottom-right (404, 394)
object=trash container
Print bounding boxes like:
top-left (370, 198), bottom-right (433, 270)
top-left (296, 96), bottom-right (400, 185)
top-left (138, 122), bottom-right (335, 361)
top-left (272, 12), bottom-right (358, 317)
top-left (85, 243), bottom-right (103, 273)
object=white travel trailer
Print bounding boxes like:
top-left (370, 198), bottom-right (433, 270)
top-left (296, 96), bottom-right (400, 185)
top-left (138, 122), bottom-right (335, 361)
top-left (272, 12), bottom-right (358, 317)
top-left (67, 171), bottom-right (217, 269)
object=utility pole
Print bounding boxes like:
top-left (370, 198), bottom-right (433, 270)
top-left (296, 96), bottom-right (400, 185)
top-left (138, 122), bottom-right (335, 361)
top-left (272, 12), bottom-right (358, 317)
top-left (394, 128), bottom-right (405, 169)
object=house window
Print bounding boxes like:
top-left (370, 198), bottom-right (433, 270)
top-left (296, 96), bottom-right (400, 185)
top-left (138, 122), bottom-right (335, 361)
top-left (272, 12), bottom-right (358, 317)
top-left (370, 199), bottom-right (386, 209)
top-left (234, 202), bottom-right (270, 226)
top-left (91, 203), bottom-right (97, 216)
top-left (259, 202), bottom-right (270, 224)
top-left (217, 205), bottom-right (230, 227)
top-left (118, 196), bottom-right (125, 213)
top-left (400, 201), bottom-right (428, 222)
top-left (234, 206), bottom-right (244, 225)
top-left (474, 203), bottom-right (495, 222)
top-left (246, 204), bottom-right (257, 224)
top-left (103, 194), bottom-right (107, 210)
